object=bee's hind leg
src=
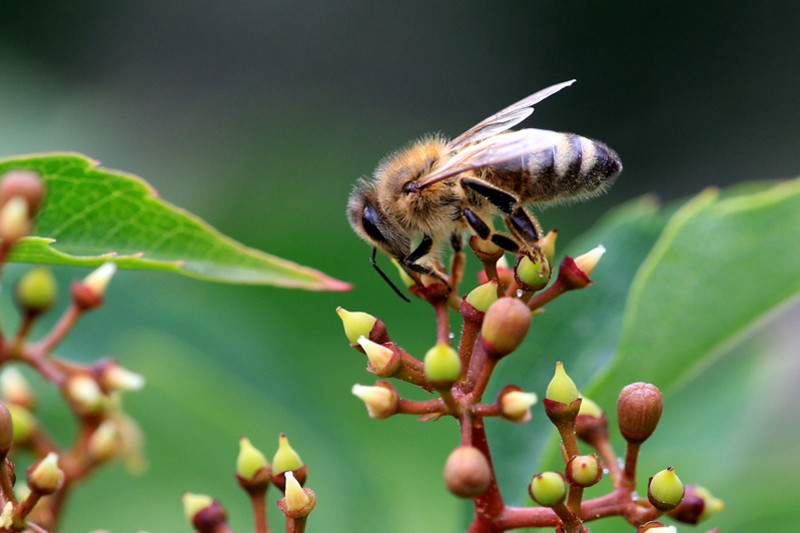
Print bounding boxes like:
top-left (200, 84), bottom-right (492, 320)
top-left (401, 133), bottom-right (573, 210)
top-left (461, 178), bottom-right (541, 245)
top-left (462, 207), bottom-right (521, 253)
top-left (506, 206), bottom-right (541, 245)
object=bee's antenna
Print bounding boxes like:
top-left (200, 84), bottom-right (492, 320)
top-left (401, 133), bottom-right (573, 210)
top-left (371, 247), bottom-right (411, 303)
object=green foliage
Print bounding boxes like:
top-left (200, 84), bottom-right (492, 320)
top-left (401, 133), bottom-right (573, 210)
top-left (0, 153), bottom-right (349, 291)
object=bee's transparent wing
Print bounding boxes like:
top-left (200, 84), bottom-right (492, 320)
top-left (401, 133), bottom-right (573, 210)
top-left (447, 80), bottom-right (575, 150)
top-left (416, 128), bottom-right (562, 189)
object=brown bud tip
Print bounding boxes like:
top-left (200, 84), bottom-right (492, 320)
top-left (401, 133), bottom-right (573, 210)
top-left (0, 170), bottom-right (45, 216)
top-left (617, 382), bottom-right (663, 444)
top-left (480, 297), bottom-right (531, 358)
top-left (443, 446), bottom-right (491, 498)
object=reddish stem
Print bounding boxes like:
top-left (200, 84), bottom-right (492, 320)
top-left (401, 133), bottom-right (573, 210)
top-left (32, 304), bottom-right (83, 355)
top-left (250, 491), bottom-right (270, 533)
top-left (527, 279), bottom-right (567, 310)
top-left (622, 441), bottom-right (641, 489)
top-left (396, 398), bottom-right (446, 415)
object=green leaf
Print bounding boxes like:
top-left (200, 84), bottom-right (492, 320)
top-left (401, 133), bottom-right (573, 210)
top-left (0, 153), bottom-right (350, 290)
top-left (585, 177), bottom-right (800, 404)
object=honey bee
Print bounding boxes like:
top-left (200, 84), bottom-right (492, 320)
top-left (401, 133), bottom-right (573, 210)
top-left (347, 80), bottom-right (622, 299)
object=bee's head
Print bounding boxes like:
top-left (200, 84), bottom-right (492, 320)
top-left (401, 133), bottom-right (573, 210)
top-left (347, 179), bottom-right (411, 259)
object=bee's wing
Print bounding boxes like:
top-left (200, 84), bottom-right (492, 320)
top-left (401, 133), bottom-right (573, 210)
top-left (416, 128), bottom-right (562, 189)
top-left (447, 80), bottom-right (575, 150)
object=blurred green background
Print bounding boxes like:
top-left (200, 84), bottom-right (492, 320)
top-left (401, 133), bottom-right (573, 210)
top-left (1, 2), bottom-right (798, 531)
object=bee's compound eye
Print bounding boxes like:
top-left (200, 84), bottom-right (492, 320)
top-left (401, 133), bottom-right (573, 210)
top-left (362, 204), bottom-right (388, 244)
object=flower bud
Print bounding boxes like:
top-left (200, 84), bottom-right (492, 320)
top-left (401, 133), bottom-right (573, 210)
top-left (27, 452), bottom-right (64, 495)
top-left (545, 362), bottom-right (579, 405)
top-left (574, 245), bottom-right (606, 277)
top-left (277, 471), bottom-right (316, 518)
top-left (0, 197), bottom-right (30, 242)
top-left (0, 501), bottom-right (12, 529)
top-left (390, 258), bottom-right (417, 288)
top-left (88, 420), bottom-right (120, 463)
top-left (272, 433), bottom-right (303, 475)
top-left (514, 250), bottom-right (551, 291)
top-left (0, 402), bottom-right (12, 461)
top-left (538, 229), bottom-right (558, 264)
top-left (72, 263), bottom-right (117, 310)
top-left (528, 471), bottom-right (566, 507)
top-left (357, 336), bottom-right (398, 375)
top-left (638, 522), bottom-right (676, 533)
top-left (15, 267), bottom-right (57, 315)
top-left (480, 297), bottom-right (531, 357)
top-left (183, 492), bottom-right (228, 532)
top-left (577, 396), bottom-right (602, 417)
top-left (0, 170), bottom-right (45, 215)
top-left (99, 363), bottom-right (146, 392)
top-left (443, 446), bottom-right (491, 498)
top-left (617, 382), bottom-right (663, 444)
top-left (351, 382), bottom-right (398, 418)
top-left (336, 307), bottom-right (377, 344)
top-left (499, 388), bottom-right (538, 423)
top-left (65, 375), bottom-right (107, 415)
top-left (565, 454), bottom-right (602, 487)
top-left (283, 471), bottom-right (310, 511)
top-left (469, 234), bottom-right (504, 262)
top-left (668, 484), bottom-right (724, 524)
top-left (237, 436), bottom-right (269, 480)
top-left (464, 280), bottom-right (499, 313)
top-left (7, 404), bottom-right (37, 444)
top-left (648, 467), bottom-right (684, 511)
top-left (575, 395), bottom-right (608, 444)
top-left (423, 342), bottom-right (461, 386)
top-left (0, 367), bottom-right (35, 408)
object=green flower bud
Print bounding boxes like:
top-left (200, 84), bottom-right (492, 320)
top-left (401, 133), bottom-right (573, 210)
top-left (237, 436), bottom-right (269, 480)
top-left (529, 471), bottom-right (566, 507)
top-left (283, 471), bottom-right (311, 511)
top-left (538, 230), bottom-right (558, 264)
top-left (545, 362), bottom-right (579, 405)
top-left (351, 383), bottom-right (398, 418)
top-left (648, 467), bottom-right (685, 511)
top-left (514, 251), bottom-right (551, 290)
top-left (15, 267), bottom-right (57, 314)
top-left (336, 307), bottom-right (377, 344)
top-left (578, 396), bottom-right (603, 418)
top-left (565, 454), bottom-right (602, 487)
top-left (464, 280), bottom-right (499, 313)
top-left (27, 452), bottom-right (65, 495)
top-left (423, 343), bottom-right (461, 385)
top-left (182, 492), bottom-right (214, 523)
top-left (357, 336), bottom-right (397, 374)
top-left (88, 420), bottom-right (120, 463)
top-left (272, 433), bottom-right (303, 475)
top-left (7, 404), bottom-right (37, 444)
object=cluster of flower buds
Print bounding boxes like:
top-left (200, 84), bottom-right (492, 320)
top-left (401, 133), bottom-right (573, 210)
top-left (336, 227), bottom-right (723, 532)
top-left (184, 433), bottom-right (315, 533)
top-left (0, 169), bottom-right (148, 531)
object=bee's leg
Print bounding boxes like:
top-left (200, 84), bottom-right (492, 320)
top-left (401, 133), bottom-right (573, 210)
top-left (450, 232), bottom-right (463, 252)
top-left (462, 207), bottom-right (520, 253)
top-left (403, 235), bottom-right (450, 286)
top-left (461, 177), bottom-right (517, 214)
top-left (506, 206), bottom-right (541, 245)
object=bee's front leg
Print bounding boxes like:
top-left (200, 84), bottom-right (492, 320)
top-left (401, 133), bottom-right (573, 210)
top-left (403, 235), bottom-right (450, 287)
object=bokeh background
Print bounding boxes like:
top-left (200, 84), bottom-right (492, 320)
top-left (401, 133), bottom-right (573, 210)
top-left (0, 2), bottom-right (798, 531)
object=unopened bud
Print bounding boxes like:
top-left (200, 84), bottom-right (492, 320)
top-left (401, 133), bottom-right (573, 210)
top-left (84, 262), bottom-right (117, 297)
top-left (351, 383), bottom-right (397, 418)
top-left (577, 396), bottom-right (602, 418)
top-left (565, 454), bottom-right (602, 487)
top-left (499, 389), bottom-right (538, 422)
top-left (0, 367), bottom-right (35, 408)
top-left (336, 307), bottom-right (377, 344)
top-left (65, 375), bottom-right (107, 415)
top-left (237, 436), bottom-right (269, 480)
top-left (27, 452), bottom-right (64, 494)
top-left (0, 197), bottom-right (30, 242)
top-left (390, 258), bottom-right (416, 288)
top-left (423, 342), bottom-right (461, 386)
top-left (0, 402), bottom-right (12, 461)
top-left (648, 467), bottom-right (684, 511)
top-left (100, 363), bottom-right (145, 392)
top-left (514, 250), bottom-right (551, 291)
top-left (575, 395), bottom-right (608, 444)
top-left (272, 433), bottom-right (303, 475)
top-left (669, 484), bottom-right (724, 524)
top-left (284, 471), bottom-right (310, 511)
top-left (481, 297), bottom-right (531, 357)
top-left (638, 522), bottom-right (676, 533)
top-left (182, 492), bottom-right (228, 532)
top-left (88, 420), bottom-right (120, 463)
top-left (545, 362), bottom-right (579, 405)
top-left (538, 230), bottom-right (558, 264)
top-left (7, 404), bottom-right (36, 444)
top-left (357, 336), bottom-right (397, 374)
top-left (574, 245), bottom-right (605, 277)
top-left (183, 492), bottom-right (214, 523)
top-left (443, 446), bottom-right (491, 498)
top-left (529, 471), bottom-right (566, 507)
top-left (464, 280), bottom-right (499, 313)
top-left (0, 170), bottom-right (45, 216)
top-left (15, 267), bottom-right (57, 314)
top-left (617, 382), bottom-right (663, 444)
top-left (0, 501), bottom-right (12, 529)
